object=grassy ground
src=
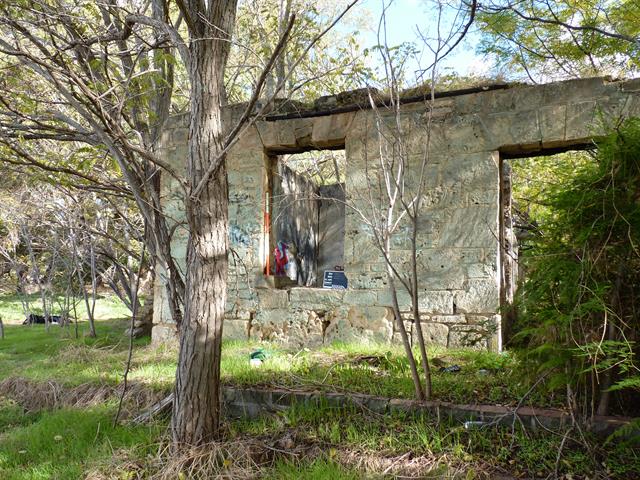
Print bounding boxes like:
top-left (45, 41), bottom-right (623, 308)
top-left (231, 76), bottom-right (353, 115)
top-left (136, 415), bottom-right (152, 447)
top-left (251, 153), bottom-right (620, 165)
top-left (0, 292), bottom-right (132, 325)
top-left (0, 316), bottom-right (560, 407)
top-left (228, 402), bottom-right (639, 478)
top-left (0, 292), bottom-right (638, 479)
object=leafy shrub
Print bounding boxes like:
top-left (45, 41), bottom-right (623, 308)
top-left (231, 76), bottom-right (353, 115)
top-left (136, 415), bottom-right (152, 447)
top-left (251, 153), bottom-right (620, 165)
top-left (512, 118), bottom-right (640, 416)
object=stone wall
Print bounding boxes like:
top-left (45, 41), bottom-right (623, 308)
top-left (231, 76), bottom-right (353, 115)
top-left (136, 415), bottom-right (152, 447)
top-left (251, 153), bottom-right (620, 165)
top-left (152, 77), bottom-right (640, 350)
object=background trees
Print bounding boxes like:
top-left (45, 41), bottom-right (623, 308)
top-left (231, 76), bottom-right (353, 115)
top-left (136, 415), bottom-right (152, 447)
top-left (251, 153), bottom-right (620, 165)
top-left (476, 0), bottom-right (640, 81)
top-left (0, 0), bottom-right (361, 446)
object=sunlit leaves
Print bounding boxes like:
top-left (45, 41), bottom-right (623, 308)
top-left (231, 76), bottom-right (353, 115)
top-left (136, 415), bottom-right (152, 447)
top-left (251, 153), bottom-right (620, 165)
top-left (476, 0), bottom-right (640, 81)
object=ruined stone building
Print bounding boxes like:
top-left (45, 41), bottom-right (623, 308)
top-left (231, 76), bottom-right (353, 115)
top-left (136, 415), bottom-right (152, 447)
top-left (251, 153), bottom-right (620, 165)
top-left (152, 77), bottom-right (640, 350)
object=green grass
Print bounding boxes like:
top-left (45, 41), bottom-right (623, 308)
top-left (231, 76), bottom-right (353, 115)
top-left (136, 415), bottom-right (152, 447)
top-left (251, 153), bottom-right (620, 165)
top-left (230, 402), bottom-right (640, 478)
top-left (266, 458), bottom-right (361, 480)
top-left (1, 399), bottom-right (637, 480)
top-left (0, 292), bottom-right (175, 391)
top-left (219, 340), bottom-right (561, 408)
top-left (0, 292), bottom-right (637, 478)
top-left (0, 292), bottom-right (132, 325)
top-left (0, 318), bottom-right (157, 388)
top-left (0, 404), bottom-right (163, 480)
top-left (0, 304), bottom-right (556, 407)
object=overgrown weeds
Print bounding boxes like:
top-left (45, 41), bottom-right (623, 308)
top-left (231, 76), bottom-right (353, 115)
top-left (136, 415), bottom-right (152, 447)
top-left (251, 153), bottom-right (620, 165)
top-left (511, 117), bottom-right (640, 418)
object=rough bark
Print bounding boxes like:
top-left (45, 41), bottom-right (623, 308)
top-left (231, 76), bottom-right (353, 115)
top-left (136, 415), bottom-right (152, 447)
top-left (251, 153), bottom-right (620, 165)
top-left (171, 0), bottom-right (237, 446)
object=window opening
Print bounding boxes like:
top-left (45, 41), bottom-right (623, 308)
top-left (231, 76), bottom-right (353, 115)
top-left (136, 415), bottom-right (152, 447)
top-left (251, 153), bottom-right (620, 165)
top-left (266, 149), bottom-right (346, 288)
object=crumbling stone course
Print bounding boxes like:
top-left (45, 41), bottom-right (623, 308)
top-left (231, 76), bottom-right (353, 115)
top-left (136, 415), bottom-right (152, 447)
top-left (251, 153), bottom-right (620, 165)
top-left (221, 386), bottom-right (632, 436)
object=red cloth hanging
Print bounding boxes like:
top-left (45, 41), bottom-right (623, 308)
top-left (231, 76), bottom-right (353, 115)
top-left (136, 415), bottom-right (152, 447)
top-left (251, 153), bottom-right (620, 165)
top-left (274, 242), bottom-right (288, 275)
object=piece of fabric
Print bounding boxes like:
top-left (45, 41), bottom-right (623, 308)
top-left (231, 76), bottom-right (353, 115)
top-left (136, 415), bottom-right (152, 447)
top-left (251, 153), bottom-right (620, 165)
top-left (284, 244), bottom-right (298, 282)
top-left (274, 241), bottom-right (288, 275)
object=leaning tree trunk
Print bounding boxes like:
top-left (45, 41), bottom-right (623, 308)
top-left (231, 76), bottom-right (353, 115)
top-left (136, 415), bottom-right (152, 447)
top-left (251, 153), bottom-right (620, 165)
top-left (172, 1), bottom-right (237, 446)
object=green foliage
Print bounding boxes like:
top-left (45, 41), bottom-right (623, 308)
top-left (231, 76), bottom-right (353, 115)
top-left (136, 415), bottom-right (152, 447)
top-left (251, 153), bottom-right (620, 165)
top-left (476, 0), bottom-right (640, 81)
top-left (228, 0), bottom-right (373, 103)
top-left (512, 118), bottom-right (640, 412)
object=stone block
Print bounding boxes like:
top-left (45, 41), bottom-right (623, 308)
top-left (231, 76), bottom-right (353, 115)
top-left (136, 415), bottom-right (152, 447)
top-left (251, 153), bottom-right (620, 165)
top-left (377, 289), bottom-right (412, 310)
top-left (539, 104), bottom-right (566, 145)
top-left (257, 289), bottom-right (289, 310)
top-left (251, 308), bottom-right (327, 347)
top-left (326, 306), bottom-right (394, 343)
top-left (621, 78), bottom-right (640, 93)
top-left (368, 262), bottom-right (387, 273)
top-left (540, 77), bottom-right (609, 106)
top-left (467, 262), bottom-right (497, 278)
top-left (256, 120), bottom-right (297, 148)
top-left (230, 125), bottom-right (264, 150)
top-left (468, 188), bottom-right (498, 206)
top-left (420, 186), bottom-right (450, 210)
top-left (311, 112), bottom-right (354, 147)
top-left (388, 398), bottom-right (421, 415)
top-left (448, 325), bottom-right (488, 350)
top-left (418, 270), bottom-right (466, 290)
top-left (627, 96), bottom-right (640, 118)
top-left (565, 101), bottom-right (597, 141)
top-left (418, 290), bottom-right (454, 314)
top-left (414, 322), bottom-right (449, 347)
top-left (343, 289), bottom-right (378, 306)
top-left (224, 319), bottom-right (249, 340)
top-left (288, 287), bottom-right (344, 309)
top-left (439, 206), bottom-right (498, 249)
top-left (454, 279), bottom-right (500, 314)
top-left (458, 248), bottom-right (486, 264)
top-left (349, 272), bottom-right (386, 290)
top-left (424, 314), bottom-right (465, 324)
top-left (483, 110), bottom-right (541, 148)
top-left (443, 114), bottom-right (491, 154)
top-left (466, 314), bottom-right (501, 352)
top-left (440, 152), bottom-right (498, 194)
top-left (596, 96), bottom-right (633, 127)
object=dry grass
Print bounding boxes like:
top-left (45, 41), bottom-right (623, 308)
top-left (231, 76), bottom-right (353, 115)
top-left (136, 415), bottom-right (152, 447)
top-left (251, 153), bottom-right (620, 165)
top-left (144, 430), bottom-right (497, 480)
top-left (335, 449), bottom-right (496, 479)
top-left (0, 376), bottom-right (167, 417)
top-left (150, 438), bottom-right (269, 480)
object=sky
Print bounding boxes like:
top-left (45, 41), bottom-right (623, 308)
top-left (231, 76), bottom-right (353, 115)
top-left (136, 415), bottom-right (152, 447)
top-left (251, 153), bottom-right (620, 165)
top-left (351, 0), bottom-right (489, 84)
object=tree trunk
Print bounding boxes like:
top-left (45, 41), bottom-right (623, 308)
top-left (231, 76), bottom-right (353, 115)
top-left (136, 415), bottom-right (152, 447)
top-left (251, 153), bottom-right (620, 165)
top-left (385, 237), bottom-right (425, 401)
top-left (410, 217), bottom-right (432, 399)
top-left (172, 1), bottom-right (237, 446)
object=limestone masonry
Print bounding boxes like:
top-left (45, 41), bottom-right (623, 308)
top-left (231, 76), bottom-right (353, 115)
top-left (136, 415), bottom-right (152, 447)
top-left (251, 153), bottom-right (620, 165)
top-left (152, 77), bottom-right (640, 350)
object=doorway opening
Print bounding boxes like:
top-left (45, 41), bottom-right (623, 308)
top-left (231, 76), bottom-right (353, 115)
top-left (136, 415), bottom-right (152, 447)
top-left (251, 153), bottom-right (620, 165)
top-left (500, 144), bottom-right (596, 339)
